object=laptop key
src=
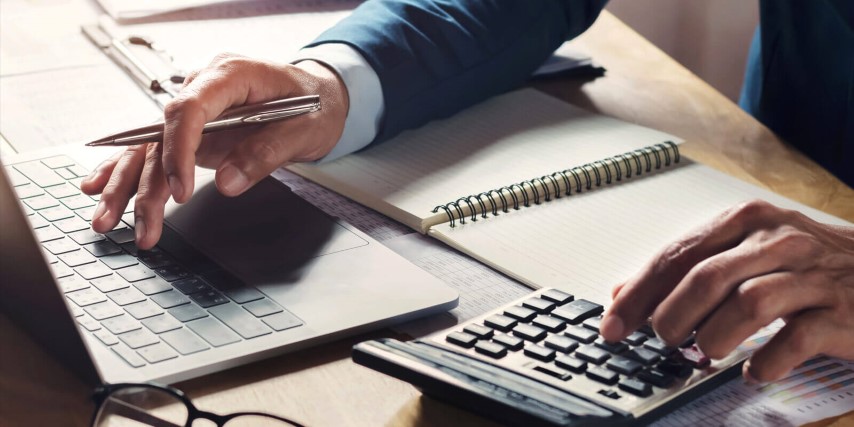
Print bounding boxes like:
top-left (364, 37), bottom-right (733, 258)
top-left (15, 183), bottom-right (44, 199)
top-left (150, 290), bottom-right (191, 309)
top-left (76, 314), bottom-right (101, 332)
top-left (160, 328), bottom-right (210, 355)
top-left (154, 265), bottom-right (192, 282)
top-left (93, 329), bottom-right (119, 346)
top-left (54, 217), bottom-right (90, 233)
top-left (259, 310), bottom-right (303, 331)
top-left (137, 251), bottom-right (174, 269)
top-left (90, 274), bottom-right (130, 293)
top-left (27, 215), bottom-right (50, 229)
top-left (42, 156), bottom-right (75, 169)
top-left (141, 314), bottom-right (182, 334)
top-left (43, 237), bottom-right (79, 255)
top-left (111, 345), bottom-right (146, 367)
top-left (40, 206), bottom-right (75, 222)
top-left (84, 240), bottom-right (122, 257)
top-left (15, 161), bottom-right (66, 187)
top-left (190, 290), bottom-right (229, 308)
top-left (209, 303), bottom-right (272, 339)
top-left (225, 287), bottom-right (265, 304)
top-left (101, 314), bottom-right (143, 335)
top-left (58, 250), bottom-right (96, 268)
top-left (136, 342), bottom-right (178, 364)
top-left (107, 287), bottom-right (146, 306)
top-left (169, 303), bottom-right (208, 322)
top-left (66, 288), bottom-right (107, 307)
top-left (133, 277), bottom-right (173, 296)
top-left (84, 301), bottom-right (124, 320)
top-left (125, 300), bottom-right (163, 320)
top-left (172, 278), bottom-right (211, 295)
top-left (75, 261), bottom-right (113, 280)
top-left (23, 195), bottom-right (60, 211)
top-left (117, 265), bottom-right (155, 282)
top-left (35, 225), bottom-right (64, 242)
top-left (57, 277), bottom-right (90, 293)
top-left (5, 167), bottom-right (29, 186)
top-left (45, 183), bottom-right (79, 199)
top-left (60, 195), bottom-right (96, 210)
top-left (55, 168), bottom-right (76, 180)
top-left (243, 299), bottom-right (283, 317)
top-left (69, 229), bottom-right (106, 245)
top-left (187, 317), bottom-right (241, 347)
top-left (51, 263), bottom-right (75, 279)
top-left (100, 253), bottom-right (139, 270)
top-left (106, 227), bottom-right (135, 244)
top-left (118, 329), bottom-right (159, 349)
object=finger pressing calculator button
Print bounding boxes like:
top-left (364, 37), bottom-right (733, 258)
top-left (474, 341), bottom-right (507, 359)
top-left (446, 331), bottom-right (478, 348)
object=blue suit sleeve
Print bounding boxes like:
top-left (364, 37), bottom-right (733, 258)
top-left (306, 0), bottom-right (608, 144)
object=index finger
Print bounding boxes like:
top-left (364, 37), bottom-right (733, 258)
top-left (600, 200), bottom-right (780, 341)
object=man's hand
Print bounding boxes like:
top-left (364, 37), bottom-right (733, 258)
top-left (600, 200), bottom-right (854, 382)
top-left (80, 54), bottom-right (348, 250)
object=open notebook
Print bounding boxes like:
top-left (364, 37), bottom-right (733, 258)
top-left (289, 89), bottom-right (850, 303)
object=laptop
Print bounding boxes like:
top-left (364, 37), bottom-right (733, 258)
top-left (0, 144), bottom-right (458, 386)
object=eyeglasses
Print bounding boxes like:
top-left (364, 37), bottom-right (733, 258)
top-left (91, 382), bottom-right (305, 427)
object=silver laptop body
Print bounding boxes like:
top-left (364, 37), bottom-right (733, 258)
top-left (0, 144), bottom-right (458, 385)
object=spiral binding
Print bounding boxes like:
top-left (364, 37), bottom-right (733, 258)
top-left (432, 141), bottom-right (680, 227)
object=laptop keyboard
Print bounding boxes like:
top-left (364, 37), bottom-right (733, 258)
top-left (7, 156), bottom-right (303, 368)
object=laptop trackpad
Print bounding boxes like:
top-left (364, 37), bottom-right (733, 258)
top-left (163, 176), bottom-right (368, 284)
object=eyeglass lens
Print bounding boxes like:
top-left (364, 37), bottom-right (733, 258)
top-left (93, 386), bottom-right (188, 427)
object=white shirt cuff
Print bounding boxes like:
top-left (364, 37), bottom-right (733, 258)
top-left (291, 44), bottom-right (384, 163)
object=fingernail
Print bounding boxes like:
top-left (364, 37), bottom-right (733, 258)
top-left (93, 202), bottom-right (108, 222)
top-left (219, 165), bottom-right (249, 195)
top-left (134, 217), bottom-right (146, 243)
top-left (168, 174), bottom-right (184, 200)
top-left (600, 314), bottom-right (624, 339)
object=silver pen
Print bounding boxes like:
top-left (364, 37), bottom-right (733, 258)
top-left (85, 95), bottom-right (321, 147)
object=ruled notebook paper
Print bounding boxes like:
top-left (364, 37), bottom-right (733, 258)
top-left (290, 89), bottom-right (679, 232)
top-left (428, 161), bottom-right (851, 299)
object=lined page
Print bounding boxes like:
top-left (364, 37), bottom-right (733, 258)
top-left (428, 162), bottom-right (851, 303)
top-left (290, 89), bottom-right (679, 232)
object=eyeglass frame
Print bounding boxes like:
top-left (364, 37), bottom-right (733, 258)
top-left (91, 382), bottom-right (305, 427)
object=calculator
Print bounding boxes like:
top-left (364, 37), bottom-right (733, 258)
top-left (353, 288), bottom-right (751, 426)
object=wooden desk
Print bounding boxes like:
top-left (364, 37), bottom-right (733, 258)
top-left (1, 10), bottom-right (851, 427)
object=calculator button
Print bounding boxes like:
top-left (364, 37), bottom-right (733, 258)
top-left (540, 289), bottom-right (574, 305)
top-left (532, 315), bottom-right (566, 332)
top-left (492, 334), bottom-right (524, 351)
top-left (637, 368), bottom-right (676, 388)
top-left (555, 355), bottom-right (587, 373)
top-left (657, 359), bottom-right (693, 379)
top-left (618, 378), bottom-right (652, 397)
top-left (643, 337), bottom-right (678, 356)
top-left (623, 331), bottom-right (648, 346)
top-left (512, 324), bottom-right (547, 342)
top-left (543, 335), bottom-right (579, 354)
top-left (605, 356), bottom-right (643, 376)
top-left (564, 325), bottom-right (597, 344)
top-left (551, 299), bottom-right (603, 324)
top-left (474, 341), bottom-right (508, 359)
top-left (504, 305), bottom-right (537, 322)
top-left (625, 347), bottom-right (661, 366)
top-left (533, 364), bottom-right (571, 381)
top-left (463, 324), bottom-right (494, 340)
top-left (575, 345), bottom-right (611, 365)
top-left (582, 316), bottom-right (602, 332)
top-left (446, 331), bottom-right (478, 349)
top-left (484, 314), bottom-right (517, 332)
top-left (522, 297), bottom-right (555, 314)
top-left (594, 337), bottom-right (628, 354)
top-left (523, 344), bottom-right (556, 362)
top-left (586, 366), bottom-right (619, 385)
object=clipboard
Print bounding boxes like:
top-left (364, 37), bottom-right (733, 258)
top-left (82, 24), bottom-right (185, 109)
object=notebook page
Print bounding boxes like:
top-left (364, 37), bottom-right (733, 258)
top-left (290, 89), bottom-right (680, 232)
top-left (428, 162), bottom-right (851, 302)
